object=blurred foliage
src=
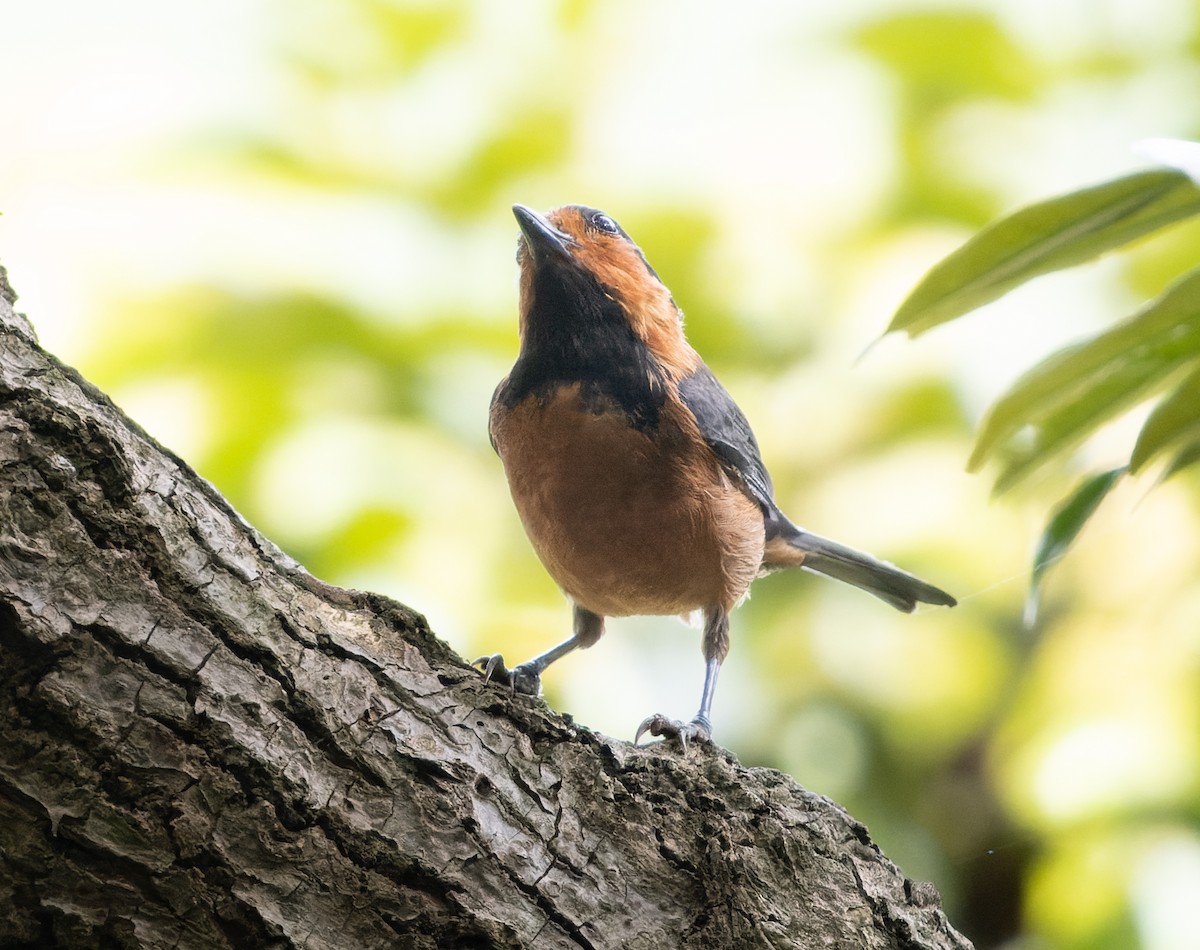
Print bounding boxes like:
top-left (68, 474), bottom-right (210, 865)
top-left (853, 10), bottom-right (1040, 225)
top-left (14, 1), bottom-right (1200, 948)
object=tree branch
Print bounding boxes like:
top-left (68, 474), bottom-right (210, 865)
top-left (0, 266), bottom-right (972, 949)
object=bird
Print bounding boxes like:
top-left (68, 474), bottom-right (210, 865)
top-left (475, 203), bottom-right (956, 748)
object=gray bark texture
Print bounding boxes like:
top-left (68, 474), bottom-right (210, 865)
top-left (0, 265), bottom-right (974, 949)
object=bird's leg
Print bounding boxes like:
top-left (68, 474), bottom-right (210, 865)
top-left (636, 607), bottom-right (728, 749)
top-left (474, 606), bottom-right (604, 697)
top-left (473, 638), bottom-right (576, 697)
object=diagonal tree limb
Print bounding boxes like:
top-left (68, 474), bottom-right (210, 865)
top-left (0, 266), bottom-right (972, 949)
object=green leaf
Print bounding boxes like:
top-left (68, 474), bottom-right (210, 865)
top-left (970, 266), bottom-right (1200, 481)
top-left (990, 357), bottom-right (1181, 492)
top-left (1164, 441), bottom-right (1200, 480)
top-left (888, 169), bottom-right (1200, 337)
top-left (1129, 366), bottom-right (1200, 473)
top-left (1025, 467), bottom-right (1125, 627)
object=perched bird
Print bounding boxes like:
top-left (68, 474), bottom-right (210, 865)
top-left (476, 204), bottom-right (955, 747)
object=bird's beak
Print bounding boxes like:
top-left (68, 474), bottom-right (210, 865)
top-left (513, 205), bottom-right (575, 262)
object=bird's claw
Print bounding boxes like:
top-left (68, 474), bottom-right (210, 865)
top-left (471, 654), bottom-right (543, 696)
top-left (634, 714), bottom-right (712, 751)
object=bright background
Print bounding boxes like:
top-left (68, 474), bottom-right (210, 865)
top-left (4, 2), bottom-right (1200, 948)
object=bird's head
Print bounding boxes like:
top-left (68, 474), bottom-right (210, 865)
top-left (512, 204), bottom-right (697, 379)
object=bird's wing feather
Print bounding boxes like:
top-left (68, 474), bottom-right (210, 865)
top-left (677, 365), bottom-right (779, 519)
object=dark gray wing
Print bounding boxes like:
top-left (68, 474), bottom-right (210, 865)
top-left (677, 364), bottom-right (786, 533)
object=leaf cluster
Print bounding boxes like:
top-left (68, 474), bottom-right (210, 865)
top-left (888, 154), bottom-right (1200, 618)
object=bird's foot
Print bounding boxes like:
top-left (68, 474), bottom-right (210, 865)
top-left (472, 654), bottom-right (543, 697)
top-left (634, 714), bottom-right (712, 751)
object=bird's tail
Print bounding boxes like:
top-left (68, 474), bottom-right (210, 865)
top-left (763, 523), bottom-right (956, 613)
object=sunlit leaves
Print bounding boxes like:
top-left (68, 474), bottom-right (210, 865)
top-left (889, 161), bottom-right (1200, 492)
top-left (889, 151), bottom-right (1200, 608)
top-left (888, 170), bottom-right (1200, 337)
top-left (1026, 467), bottom-right (1125, 627)
top-left (969, 267), bottom-right (1200, 488)
top-left (1129, 366), bottom-right (1200, 476)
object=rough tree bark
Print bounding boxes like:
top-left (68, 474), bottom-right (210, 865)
top-left (0, 265), bottom-right (973, 950)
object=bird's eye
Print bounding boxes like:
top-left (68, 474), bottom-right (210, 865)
top-left (591, 213), bottom-right (620, 235)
